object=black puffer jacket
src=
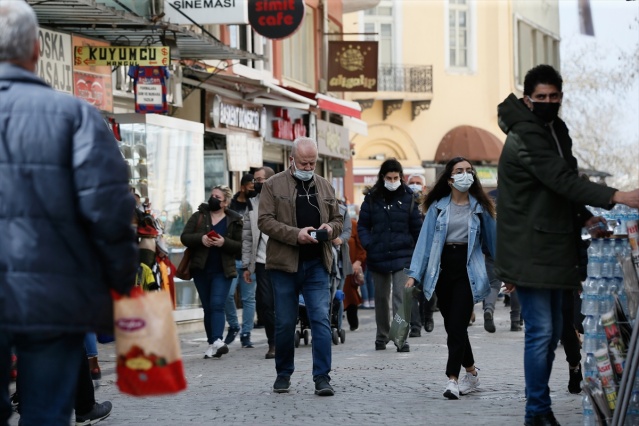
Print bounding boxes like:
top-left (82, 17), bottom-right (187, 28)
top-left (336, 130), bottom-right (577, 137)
top-left (357, 185), bottom-right (423, 273)
top-left (0, 64), bottom-right (138, 333)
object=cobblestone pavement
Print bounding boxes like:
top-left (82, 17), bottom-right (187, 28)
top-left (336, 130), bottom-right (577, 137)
top-left (8, 301), bottom-right (584, 426)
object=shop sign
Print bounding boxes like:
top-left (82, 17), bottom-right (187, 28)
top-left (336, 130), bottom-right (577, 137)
top-left (227, 133), bottom-right (249, 172)
top-left (209, 95), bottom-right (266, 137)
top-left (164, 0), bottom-right (248, 24)
top-left (36, 28), bottom-right (73, 95)
top-left (74, 46), bottom-right (170, 67)
top-left (475, 167), bottom-right (498, 186)
top-left (72, 35), bottom-right (113, 112)
top-left (317, 119), bottom-right (349, 160)
top-left (248, 0), bottom-right (305, 40)
top-left (129, 66), bottom-right (169, 114)
top-left (354, 175), bottom-right (378, 186)
top-left (272, 107), bottom-right (306, 141)
top-left (327, 41), bottom-right (378, 92)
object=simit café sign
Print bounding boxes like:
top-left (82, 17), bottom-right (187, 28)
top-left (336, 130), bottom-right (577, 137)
top-left (248, 0), bottom-right (305, 40)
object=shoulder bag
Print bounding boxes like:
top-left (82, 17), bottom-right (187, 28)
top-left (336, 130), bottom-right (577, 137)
top-left (175, 213), bottom-right (203, 280)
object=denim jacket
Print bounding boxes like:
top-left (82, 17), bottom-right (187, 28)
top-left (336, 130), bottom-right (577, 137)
top-left (404, 194), bottom-right (497, 304)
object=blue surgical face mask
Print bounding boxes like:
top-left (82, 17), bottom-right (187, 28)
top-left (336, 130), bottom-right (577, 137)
top-left (292, 159), bottom-right (314, 181)
top-left (451, 172), bottom-right (474, 192)
top-left (408, 183), bottom-right (423, 193)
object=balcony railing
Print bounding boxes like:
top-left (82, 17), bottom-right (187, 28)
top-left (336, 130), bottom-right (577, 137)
top-left (377, 65), bottom-right (433, 93)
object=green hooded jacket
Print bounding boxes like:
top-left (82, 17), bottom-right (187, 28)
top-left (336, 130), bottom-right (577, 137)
top-left (494, 93), bottom-right (616, 290)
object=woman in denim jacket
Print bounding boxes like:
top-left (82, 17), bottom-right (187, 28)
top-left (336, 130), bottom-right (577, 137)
top-left (405, 157), bottom-right (496, 400)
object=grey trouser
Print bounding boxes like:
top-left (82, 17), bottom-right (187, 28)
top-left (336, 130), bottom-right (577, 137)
top-left (372, 270), bottom-right (407, 343)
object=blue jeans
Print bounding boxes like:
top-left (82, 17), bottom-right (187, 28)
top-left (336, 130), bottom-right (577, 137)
top-left (0, 332), bottom-right (85, 426)
top-left (193, 270), bottom-right (233, 344)
top-left (224, 260), bottom-right (256, 335)
top-left (270, 258), bottom-right (332, 380)
top-left (84, 333), bottom-right (98, 358)
top-left (360, 268), bottom-right (375, 302)
top-left (517, 287), bottom-right (563, 420)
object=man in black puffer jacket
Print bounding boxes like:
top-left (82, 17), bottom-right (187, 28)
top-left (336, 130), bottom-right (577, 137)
top-left (358, 158), bottom-right (423, 352)
top-left (0, 3), bottom-right (138, 424)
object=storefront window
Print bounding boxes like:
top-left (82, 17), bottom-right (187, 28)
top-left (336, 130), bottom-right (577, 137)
top-left (117, 114), bottom-right (204, 310)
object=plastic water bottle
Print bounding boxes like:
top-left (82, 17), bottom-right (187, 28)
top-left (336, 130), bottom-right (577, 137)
top-left (596, 317), bottom-right (607, 350)
top-left (582, 395), bottom-right (595, 426)
top-left (582, 316), bottom-right (599, 353)
top-left (600, 239), bottom-right (614, 278)
top-left (584, 352), bottom-right (598, 382)
top-left (587, 239), bottom-right (603, 278)
top-left (598, 278), bottom-right (614, 314)
top-left (581, 277), bottom-right (598, 315)
top-left (627, 391), bottom-right (639, 426)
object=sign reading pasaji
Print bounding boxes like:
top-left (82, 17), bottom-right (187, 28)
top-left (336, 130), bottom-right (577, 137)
top-left (248, 0), bottom-right (305, 40)
top-left (74, 46), bottom-right (170, 67)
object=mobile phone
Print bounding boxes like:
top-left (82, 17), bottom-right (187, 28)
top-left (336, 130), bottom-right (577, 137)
top-left (308, 229), bottom-right (329, 241)
top-left (206, 230), bottom-right (220, 239)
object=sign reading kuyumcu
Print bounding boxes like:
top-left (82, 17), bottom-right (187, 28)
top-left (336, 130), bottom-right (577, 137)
top-left (74, 46), bottom-right (170, 67)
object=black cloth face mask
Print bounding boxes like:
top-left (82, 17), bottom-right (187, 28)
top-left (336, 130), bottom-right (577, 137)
top-left (528, 98), bottom-right (561, 123)
top-left (208, 196), bottom-right (222, 212)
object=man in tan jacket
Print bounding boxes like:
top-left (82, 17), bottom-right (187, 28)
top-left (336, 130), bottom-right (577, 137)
top-left (258, 137), bottom-right (343, 396)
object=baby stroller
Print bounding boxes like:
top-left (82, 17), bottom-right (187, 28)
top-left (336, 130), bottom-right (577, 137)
top-left (294, 294), bottom-right (311, 348)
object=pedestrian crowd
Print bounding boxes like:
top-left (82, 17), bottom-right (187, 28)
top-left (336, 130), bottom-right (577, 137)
top-left (4, 3), bottom-right (639, 426)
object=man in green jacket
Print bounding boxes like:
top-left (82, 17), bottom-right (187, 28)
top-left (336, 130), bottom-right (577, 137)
top-left (495, 64), bottom-right (639, 426)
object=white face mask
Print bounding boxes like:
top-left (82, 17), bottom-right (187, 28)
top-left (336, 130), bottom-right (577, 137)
top-left (291, 159), bottom-right (314, 181)
top-left (384, 180), bottom-right (401, 191)
top-left (408, 183), bottom-right (423, 193)
top-left (451, 172), bottom-right (474, 192)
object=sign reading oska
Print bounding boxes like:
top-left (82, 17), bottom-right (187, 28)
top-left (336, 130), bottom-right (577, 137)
top-left (164, 0), bottom-right (248, 24)
top-left (36, 28), bottom-right (73, 94)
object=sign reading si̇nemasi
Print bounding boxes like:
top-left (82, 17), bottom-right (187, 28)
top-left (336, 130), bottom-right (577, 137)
top-left (74, 46), bottom-right (170, 67)
top-left (164, 0), bottom-right (248, 24)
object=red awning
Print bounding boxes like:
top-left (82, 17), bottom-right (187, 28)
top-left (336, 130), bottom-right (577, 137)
top-left (281, 87), bottom-right (362, 119)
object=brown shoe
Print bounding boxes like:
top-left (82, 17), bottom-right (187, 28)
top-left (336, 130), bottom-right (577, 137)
top-left (265, 344), bottom-right (275, 359)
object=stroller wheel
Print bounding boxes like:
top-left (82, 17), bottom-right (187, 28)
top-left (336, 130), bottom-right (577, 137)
top-left (294, 330), bottom-right (301, 348)
top-left (303, 329), bottom-right (310, 345)
top-left (339, 329), bottom-right (346, 344)
top-left (331, 328), bottom-right (339, 345)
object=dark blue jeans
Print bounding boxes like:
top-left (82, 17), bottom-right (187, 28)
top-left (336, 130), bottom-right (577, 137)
top-left (270, 258), bottom-right (331, 380)
top-left (0, 332), bottom-right (85, 426)
top-left (193, 270), bottom-right (233, 344)
top-left (517, 287), bottom-right (563, 421)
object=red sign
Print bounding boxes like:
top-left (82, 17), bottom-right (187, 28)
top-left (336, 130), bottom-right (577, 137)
top-left (272, 108), bottom-right (306, 140)
top-left (74, 72), bottom-right (108, 110)
top-left (248, 0), bottom-right (305, 40)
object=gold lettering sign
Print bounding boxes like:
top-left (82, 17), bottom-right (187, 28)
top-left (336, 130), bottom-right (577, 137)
top-left (74, 46), bottom-right (170, 67)
top-left (327, 41), bottom-right (378, 92)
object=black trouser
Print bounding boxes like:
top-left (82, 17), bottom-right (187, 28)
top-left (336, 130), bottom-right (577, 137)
top-left (435, 244), bottom-right (475, 379)
top-left (255, 263), bottom-right (275, 345)
top-left (14, 352), bottom-right (95, 416)
top-left (562, 289), bottom-right (581, 367)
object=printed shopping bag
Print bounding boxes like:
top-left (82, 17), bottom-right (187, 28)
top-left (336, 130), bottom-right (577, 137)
top-left (113, 287), bottom-right (187, 396)
top-left (389, 286), bottom-right (415, 349)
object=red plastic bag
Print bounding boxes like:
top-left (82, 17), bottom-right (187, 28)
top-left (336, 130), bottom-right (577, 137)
top-left (112, 287), bottom-right (187, 396)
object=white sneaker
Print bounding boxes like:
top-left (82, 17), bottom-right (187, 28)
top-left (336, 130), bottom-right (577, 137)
top-left (443, 379), bottom-right (459, 400)
top-left (204, 344), bottom-right (215, 359)
top-left (458, 371), bottom-right (480, 395)
top-left (212, 338), bottom-right (229, 358)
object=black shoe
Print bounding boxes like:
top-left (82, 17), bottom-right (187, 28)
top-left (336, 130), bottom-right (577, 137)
top-left (265, 344), bottom-right (275, 359)
top-left (409, 328), bottom-right (421, 338)
top-left (424, 318), bottom-right (434, 333)
top-left (273, 376), bottom-right (291, 393)
top-left (75, 401), bottom-right (112, 426)
top-left (224, 326), bottom-right (240, 345)
top-left (524, 411), bottom-right (561, 426)
top-left (484, 311), bottom-right (496, 333)
top-left (375, 340), bottom-right (386, 350)
top-left (240, 333), bottom-right (254, 348)
top-left (314, 376), bottom-right (334, 396)
top-left (396, 342), bottom-right (410, 353)
top-left (568, 364), bottom-right (583, 394)
top-left (511, 322), bottom-right (523, 332)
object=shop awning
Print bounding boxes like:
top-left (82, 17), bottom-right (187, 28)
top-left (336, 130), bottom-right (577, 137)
top-left (434, 125), bottom-right (504, 164)
top-left (283, 88), bottom-right (362, 119)
top-left (26, 0), bottom-right (261, 61)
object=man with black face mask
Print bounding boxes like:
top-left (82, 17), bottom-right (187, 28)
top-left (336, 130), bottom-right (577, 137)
top-left (496, 64), bottom-right (639, 426)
